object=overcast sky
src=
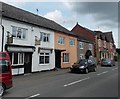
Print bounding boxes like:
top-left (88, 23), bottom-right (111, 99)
top-left (2, 0), bottom-right (119, 48)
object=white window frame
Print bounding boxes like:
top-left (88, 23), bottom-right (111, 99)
top-left (110, 43), bottom-right (113, 49)
top-left (11, 26), bottom-right (27, 39)
top-left (98, 39), bottom-right (101, 47)
top-left (40, 32), bottom-right (50, 42)
top-left (39, 53), bottom-right (50, 65)
top-left (104, 41), bottom-right (106, 48)
top-left (70, 39), bottom-right (75, 46)
top-left (12, 53), bottom-right (24, 65)
top-left (89, 44), bottom-right (93, 50)
top-left (80, 54), bottom-right (84, 59)
top-left (58, 36), bottom-right (65, 45)
top-left (63, 53), bottom-right (69, 63)
top-left (79, 42), bottom-right (84, 49)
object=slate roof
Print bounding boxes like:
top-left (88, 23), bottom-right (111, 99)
top-left (1, 2), bottom-right (77, 37)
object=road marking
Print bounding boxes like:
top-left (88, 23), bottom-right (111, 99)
top-left (97, 71), bottom-right (108, 76)
top-left (26, 94), bottom-right (40, 99)
top-left (112, 68), bottom-right (118, 71)
top-left (64, 77), bottom-right (90, 87)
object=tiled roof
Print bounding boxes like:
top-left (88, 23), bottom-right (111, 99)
top-left (1, 2), bottom-right (77, 37)
top-left (94, 31), bottom-right (114, 43)
top-left (71, 23), bottom-right (95, 43)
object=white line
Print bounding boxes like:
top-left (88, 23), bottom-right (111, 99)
top-left (26, 94), bottom-right (40, 99)
top-left (112, 68), bottom-right (118, 71)
top-left (64, 77), bottom-right (90, 87)
top-left (97, 71), bottom-right (108, 76)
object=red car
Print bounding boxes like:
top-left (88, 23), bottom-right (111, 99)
top-left (0, 52), bottom-right (13, 96)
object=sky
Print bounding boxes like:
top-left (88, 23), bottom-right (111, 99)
top-left (1, 0), bottom-right (119, 48)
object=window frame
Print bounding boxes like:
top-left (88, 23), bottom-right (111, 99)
top-left (39, 52), bottom-right (50, 65)
top-left (63, 53), bottom-right (69, 63)
top-left (11, 53), bottom-right (24, 65)
top-left (58, 36), bottom-right (65, 45)
top-left (69, 39), bottom-right (75, 46)
top-left (40, 32), bottom-right (50, 42)
top-left (11, 26), bottom-right (27, 40)
top-left (89, 44), bottom-right (93, 50)
top-left (79, 42), bottom-right (84, 49)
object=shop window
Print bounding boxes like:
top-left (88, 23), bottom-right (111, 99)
top-left (39, 53), bottom-right (50, 64)
top-left (11, 53), bottom-right (24, 65)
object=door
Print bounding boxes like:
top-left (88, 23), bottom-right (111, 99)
top-left (24, 53), bottom-right (32, 74)
top-left (55, 50), bottom-right (61, 68)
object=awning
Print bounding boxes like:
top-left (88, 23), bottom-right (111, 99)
top-left (100, 49), bottom-right (108, 53)
top-left (5, 44), bottom-right (35, 52)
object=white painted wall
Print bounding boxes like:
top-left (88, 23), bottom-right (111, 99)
top-left (32, 27), bottom-right (55, 72)
top-left (2, 18), bottom-right (55, 74)
top-left (0, 25), bottom-right (2, 51)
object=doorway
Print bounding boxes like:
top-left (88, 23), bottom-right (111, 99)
top-left (55, 50), bottom-right (61, 68)
top-left (24, 53), bottom-right (32, 74)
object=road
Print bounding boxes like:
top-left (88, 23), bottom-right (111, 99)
top-left (3, 63), bottom-right (118, 98)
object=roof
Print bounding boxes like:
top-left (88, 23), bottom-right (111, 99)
top-left (94, 31), bottom-right (114, 43)
top-left (1, 2), bottom-right (77, 37)
top-left (71, 23), bottom-right (95, 43)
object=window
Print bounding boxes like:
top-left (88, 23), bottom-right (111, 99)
top-left (89, 44), bottom-right (92, 50)
top-left (0, 60), bottom-right (9, 73)
top-left (63, 53), bottom-right (69, 63)
top-left (104, 41), bottom-right (106, 48)
top-left (11, 53), bottom-right (24, 65)
top-left (39, 53), bottom-right (50, 64)
top-left (58, 36), bottom-right (65, 44)
top-left (40, 32), bottom-right (50, 42)
top-left (70, 39), bottom-right (75, 46)
top-left (79, 42), bottom-right (84, 49)
top-left (11, 26), bottom-right (27, 39)
top-left (110, 43), bottom-right (113, 49)
top-left (98, 39), bottom-right (101, 47)
top-left (80, 54), bottom-right (84, 59)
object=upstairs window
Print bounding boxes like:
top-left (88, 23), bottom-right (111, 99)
top-left (104, 41), bottom-right (106, 48)
top-left (70, 39), bottom-right (75, 46)
top-left (58, 36), bottom-right (65, 45)
top-left (40, 32), bottom-right (50, 42)
top-left (79, 42), bottom-right (84, 49)
top-left (89, 44), bottom-right (93, 50)
top-left (98, 39), bottom-right (101, 47)
top-left (11, 26), bottom-right (27, 39)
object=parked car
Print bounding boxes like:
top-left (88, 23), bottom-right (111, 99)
top-left (70, 59), bottom-right (97, 74)
top-left (101, 58), bottom-right (115, 67)
top-left (0, 52), bottom-right (13, 96)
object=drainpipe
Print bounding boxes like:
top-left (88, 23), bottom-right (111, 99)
top-left (1, 25), bottom-right (4, 52)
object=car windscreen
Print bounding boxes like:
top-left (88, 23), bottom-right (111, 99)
top-left (76, 59), bottom-right (87, 65)
top-left (0, 60), bottom-right (10, 73)
top-left (102, 59), bottom-right (111, 62)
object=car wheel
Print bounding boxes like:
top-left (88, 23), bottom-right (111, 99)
top-left (85, 68), bottom-right (88, 74)
top-left (93, 67), bottom-right (97, 72)
top-left (0, 84), bottom-right (5, 96)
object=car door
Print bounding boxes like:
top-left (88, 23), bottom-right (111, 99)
top-left (88, 60), bottom-right (94, 71)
